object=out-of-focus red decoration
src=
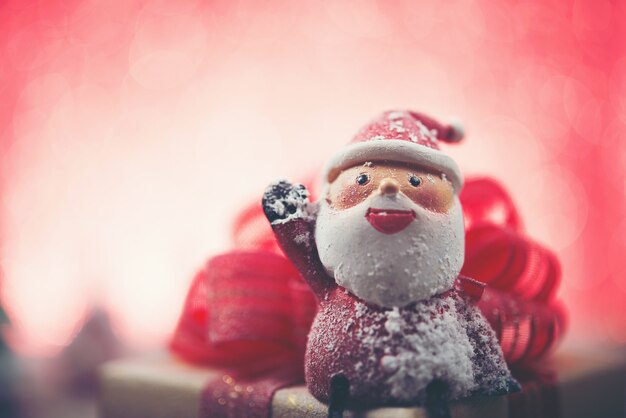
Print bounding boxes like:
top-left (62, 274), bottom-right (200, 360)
top-left (170, 251), bottom-right (315, 366)
top-left (460, 178), bottom-right (565, 363)
top-left (459, 177), bottom-right (523, 232)
top-left (170, 176), bottom-right (565, 416)
top-left (171, 251), bottom-right (316, 418)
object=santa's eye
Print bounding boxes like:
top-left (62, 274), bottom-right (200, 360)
top-left (408, 174), bottom-right (422, 187)
top-left (356, 173), bottom-right (370, 185)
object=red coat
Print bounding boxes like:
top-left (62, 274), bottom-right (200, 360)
top-left (271, 216), bottom-right (518, 407)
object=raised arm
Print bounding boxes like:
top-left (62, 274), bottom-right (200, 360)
top-left (262, 180), bottom-right (336, 299)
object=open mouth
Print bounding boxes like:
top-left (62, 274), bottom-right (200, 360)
top-left (365, 208), bottom-right (416, 234)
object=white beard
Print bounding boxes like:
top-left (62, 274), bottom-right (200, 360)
top-left (314, 193), bottom-right (465, 308)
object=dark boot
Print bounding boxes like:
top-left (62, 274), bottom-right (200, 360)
top-left (425, 379), bottom-right (451, 418)
top-left (328, 374), bottom-right (350, 418)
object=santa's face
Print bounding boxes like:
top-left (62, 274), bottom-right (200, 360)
top-left (314, 161), bottom-right (465, 307)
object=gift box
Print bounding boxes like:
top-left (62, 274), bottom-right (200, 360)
top-left (99, 349), bottom-right (626, 418)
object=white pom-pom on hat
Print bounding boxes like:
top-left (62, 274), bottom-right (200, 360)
top-left (443, 118), bottom-right (465, 143)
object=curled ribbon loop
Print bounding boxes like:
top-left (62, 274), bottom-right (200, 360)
top-left (171, 251), bottom-right (316, 366)
top-left (460, 178), bottom-right (565, 363)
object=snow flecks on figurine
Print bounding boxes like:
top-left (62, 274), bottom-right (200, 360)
top-left (262, 110), bottom-right (519, 414)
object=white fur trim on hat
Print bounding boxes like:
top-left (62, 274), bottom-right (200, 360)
top-left (323, 140), bottom-right (463, 191)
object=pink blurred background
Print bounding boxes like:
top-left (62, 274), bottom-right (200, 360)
top-left (0, 0), bottom-right (625, 357)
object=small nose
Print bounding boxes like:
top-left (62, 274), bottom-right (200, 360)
top-left (379, 178), bottom-right (400, 196)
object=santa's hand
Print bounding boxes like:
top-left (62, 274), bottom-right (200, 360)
top-left (262, 180), bottom-right (309, 223)
top-left (262, 180), bottom-right (310, 224)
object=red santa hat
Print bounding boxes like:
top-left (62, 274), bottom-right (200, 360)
top-left (323, 110), bottom-right (465, 192)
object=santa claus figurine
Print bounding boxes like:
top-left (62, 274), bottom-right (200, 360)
top-left (262, 110), bottom-right (519, 416)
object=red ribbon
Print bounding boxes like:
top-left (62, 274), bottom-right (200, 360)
top-left (170, 176), bottom-right (566, 417)
top-left (460, 178), bottom-right (566, 363)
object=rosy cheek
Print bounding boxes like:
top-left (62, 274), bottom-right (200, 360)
top-left (414, 189), bottom-right (441, 211)
top-left (331, 183), bottom-right (373, 209)
top-left (405, 184), bottom-right (453, 213)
